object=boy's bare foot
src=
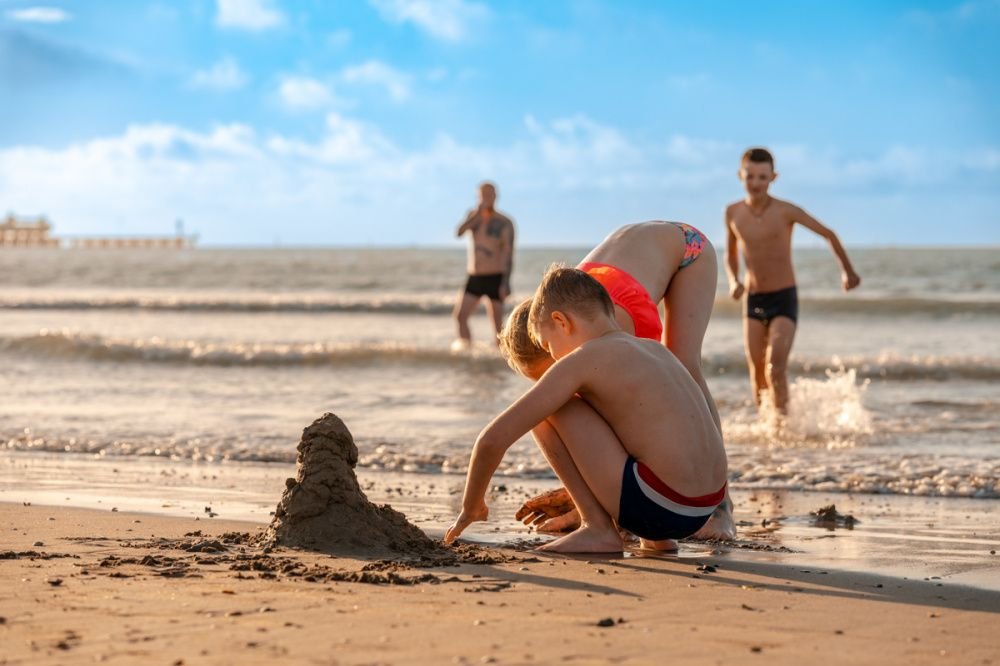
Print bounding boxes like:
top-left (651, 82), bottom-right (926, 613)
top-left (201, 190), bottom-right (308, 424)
top-left (536, 524), bottom-right (623, 553)
top-left (638, 538), bottom-right (678, 551)
top-left (691, 505), bottom-right (737, 541)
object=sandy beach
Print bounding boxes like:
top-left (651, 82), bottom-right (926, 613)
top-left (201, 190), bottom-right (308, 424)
top-left (2, 500), bottom-right (999, 666)
top-left (2, 247), bottom-right (998, 665)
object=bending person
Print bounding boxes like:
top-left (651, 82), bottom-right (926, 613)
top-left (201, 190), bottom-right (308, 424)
top-left (503, 221), bottom-right (735, 541)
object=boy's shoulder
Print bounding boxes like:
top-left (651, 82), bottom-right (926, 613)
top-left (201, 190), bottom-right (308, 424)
top-left (578, 331), bottom-right (662, 364)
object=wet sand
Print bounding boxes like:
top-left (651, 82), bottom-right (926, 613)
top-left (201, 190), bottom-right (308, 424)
top-left (2, 502), bottom-right (999, 665)
top-left (3, 451), bottom-right (999, 589)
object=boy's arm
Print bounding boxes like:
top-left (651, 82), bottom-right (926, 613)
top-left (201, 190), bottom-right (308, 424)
top-left (444, 354), bottom-right (586, 543)
top-left (791, 206), bottom-right (861, 291)
top-left (724, 207), bottom-right (744, 299)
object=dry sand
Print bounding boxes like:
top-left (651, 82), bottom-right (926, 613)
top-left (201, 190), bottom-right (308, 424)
top-left (2, 502), bottom-right (999, 666)
top-left (3, 414), bottom-right (998, 664)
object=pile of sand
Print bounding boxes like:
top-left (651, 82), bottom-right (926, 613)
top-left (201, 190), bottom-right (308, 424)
top-left (262, 413), bottom-right (442, 558)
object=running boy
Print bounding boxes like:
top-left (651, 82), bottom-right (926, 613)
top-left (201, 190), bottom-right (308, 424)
top-left (726, 148), bottom-right (861, 414)
top-left (444, 266), bottom-right (728, 553)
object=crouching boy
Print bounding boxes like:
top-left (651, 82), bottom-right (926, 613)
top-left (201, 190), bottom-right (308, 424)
top-left (444, 266), bottom-right (728, 553)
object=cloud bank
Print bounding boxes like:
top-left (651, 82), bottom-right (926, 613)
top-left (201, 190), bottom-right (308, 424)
top-left (1, 114), bottom-right (996, 245)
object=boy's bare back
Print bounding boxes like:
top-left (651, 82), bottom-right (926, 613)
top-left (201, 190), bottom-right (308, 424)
top-left (531, 331), bottom-right (727, 498)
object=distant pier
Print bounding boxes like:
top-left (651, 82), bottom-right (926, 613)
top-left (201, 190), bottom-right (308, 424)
top-left (1, 214), bottom-right (197, 249)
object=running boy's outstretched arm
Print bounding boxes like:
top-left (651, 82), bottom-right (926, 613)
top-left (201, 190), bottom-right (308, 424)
top-left (444, 355), bottom-right (586, 543)
top-left (792, 206), bottom-right (861, 291)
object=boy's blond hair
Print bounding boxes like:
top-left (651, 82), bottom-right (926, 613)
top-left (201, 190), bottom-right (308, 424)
top-left (527, 265), bottom-right (614, 345)
top-left (498, 298), bottom-right (550, 374)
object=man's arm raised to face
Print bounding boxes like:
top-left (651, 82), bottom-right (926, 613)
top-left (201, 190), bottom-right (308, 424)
top-left (456, 208), bottom-right (481, 237)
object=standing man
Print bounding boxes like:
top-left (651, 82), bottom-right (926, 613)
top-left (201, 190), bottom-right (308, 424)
top-left (453, 181), bottom-right (515, 348)
top-left (726, 148), bottom-right (861, 415)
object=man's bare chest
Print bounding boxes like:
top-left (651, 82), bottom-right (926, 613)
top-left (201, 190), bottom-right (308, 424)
top-left (474, 215), bottom-right (506, 241)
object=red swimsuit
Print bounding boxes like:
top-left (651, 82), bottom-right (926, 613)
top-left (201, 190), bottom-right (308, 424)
top-left (577, 262), bottom-right (663, 341)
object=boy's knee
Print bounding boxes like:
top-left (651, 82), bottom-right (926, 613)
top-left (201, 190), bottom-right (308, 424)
top-left (766, 360), bottom-right (787, 380)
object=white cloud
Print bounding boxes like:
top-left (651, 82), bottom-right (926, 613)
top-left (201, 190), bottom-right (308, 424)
top-left (189, 56), bottom-right (248, 91)
top-left (6, 7), bottom-right (71, 23)
top-left (268, 113), bottom-right (397, 164)
top-left (368, 0), bottom-right (488, 42)
top-left (340, 60), bottom-right (411, 102)
top-left (216, 0), bottom-right (284, 31)
top-left (277, 76), bottom-right (336, 111)
top-left (2, 117), bottom-right (997, 245)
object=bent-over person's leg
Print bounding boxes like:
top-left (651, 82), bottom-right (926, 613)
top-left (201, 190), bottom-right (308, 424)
top-left (662, 240), bottom-right (721, 432)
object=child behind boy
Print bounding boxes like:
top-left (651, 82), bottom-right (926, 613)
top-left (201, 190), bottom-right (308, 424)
top-left (444, 266), bottom-right (728, 553)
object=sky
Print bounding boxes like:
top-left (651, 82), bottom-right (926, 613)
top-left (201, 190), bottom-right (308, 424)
top-left (0, 0), bottom-right (998, 247)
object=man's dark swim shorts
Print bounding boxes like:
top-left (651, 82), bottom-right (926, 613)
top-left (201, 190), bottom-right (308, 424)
top-left (464, 273), bottom-right (504, 301)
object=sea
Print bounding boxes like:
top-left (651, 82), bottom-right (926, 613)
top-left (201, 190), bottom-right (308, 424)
top-left (0, 246), bottom-right (997, 500)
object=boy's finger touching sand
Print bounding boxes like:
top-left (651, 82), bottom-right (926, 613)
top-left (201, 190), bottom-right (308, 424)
top-left (444, 502), bottom-right (488, 544)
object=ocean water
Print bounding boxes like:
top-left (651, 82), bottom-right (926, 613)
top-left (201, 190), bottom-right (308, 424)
top-left (0, 247), bottom-right (997, 500)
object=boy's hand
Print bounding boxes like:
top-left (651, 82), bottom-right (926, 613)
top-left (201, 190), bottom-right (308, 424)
top-left (729, 282), bottom-right (745, 300)
top-left (842, 271), bottom-right (861, 291)
top-left (444, 502), bottom-right (489, 545)
top-left (515, 487), bottom-right (576, 526)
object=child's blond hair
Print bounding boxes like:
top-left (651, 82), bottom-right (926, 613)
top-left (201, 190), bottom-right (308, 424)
top-left (527, 265), bottom-right (614, 345)
top-left (498, 298), bottom-right (551, 374)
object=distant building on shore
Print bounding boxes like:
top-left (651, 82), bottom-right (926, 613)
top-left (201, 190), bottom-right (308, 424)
top-left (1, 213), bottom-right (197, 249)
top-left (1, 215), bottom-right (59, 247)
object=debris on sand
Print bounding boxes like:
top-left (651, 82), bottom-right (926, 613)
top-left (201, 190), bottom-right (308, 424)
top-left (810, 505), bottom-right (858, 529)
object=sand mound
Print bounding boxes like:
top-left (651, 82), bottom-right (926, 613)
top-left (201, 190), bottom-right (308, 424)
top-left (262, 413), bottom-right (442, 557)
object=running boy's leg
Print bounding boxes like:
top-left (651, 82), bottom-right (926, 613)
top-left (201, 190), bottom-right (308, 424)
top-left (743, 317), bottom-right (769, 406)
top-left (765, 317), bottom-right (796, 413)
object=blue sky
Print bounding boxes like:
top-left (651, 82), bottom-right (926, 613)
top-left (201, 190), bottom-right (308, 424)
top-left (1, 0), bottom-right (998, 246)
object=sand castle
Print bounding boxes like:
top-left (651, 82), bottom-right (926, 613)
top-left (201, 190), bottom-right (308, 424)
top-left (263, 413), bottom-right (442, 557)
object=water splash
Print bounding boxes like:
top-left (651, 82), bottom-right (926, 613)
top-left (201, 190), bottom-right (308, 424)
top-left (725, 367), bottom-right (873, 449)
